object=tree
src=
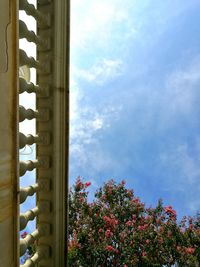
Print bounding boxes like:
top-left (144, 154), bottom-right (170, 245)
top-left (68, 177), bottom-right (200, 267)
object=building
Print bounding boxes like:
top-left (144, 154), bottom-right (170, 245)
top-left (0, 1), bottom-right (70, 266)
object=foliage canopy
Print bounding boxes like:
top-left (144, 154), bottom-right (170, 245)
top-left (68, 178), bottom-right (200, 267)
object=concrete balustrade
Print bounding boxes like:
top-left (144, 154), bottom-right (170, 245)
top-left (20, 230), bottom-right (40, 256)
top-left (19, 77), bottom-right (50, 97)
top-left (20, 251), bottom-right (40, 267)
top-left (20, 207), bottom-right (39, 230)
top-left (19, 132), bottom-right (50, 148)
top-left (19, 77), bottom-right (40, 94)
top-left (19, 106), bottom-right (50, 122)
top-left (19, 105), bottom-right (38, 122)
top-left (19, 0), bottom-right (50, 27)
top-left (20, 160), bottom-right (39, 176)
top-left (19, 156), bottom-right (50, 176)
top-left (0, 0), bottom-right (69, 265)
top-left (19, 20), bottom-right (47, 48)
top-left (20, 245), bottom-right (50, 267)
top-left (19, 132), bottom-right (39, 148)
top-left (19, 49), bottom-right (40, 69)
top-left (20, 184), bottom-right (39, 204)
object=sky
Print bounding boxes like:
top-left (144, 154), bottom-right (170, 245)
top-left (70, 0), bottom-right (200, 220)
top-left (18, 0), bottom-right (200, 235)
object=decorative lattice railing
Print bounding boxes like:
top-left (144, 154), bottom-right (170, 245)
top-left (18, 0), bottom-right (69, 266)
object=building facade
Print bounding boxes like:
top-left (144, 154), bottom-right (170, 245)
top-left (0, 1), bottom-right (70, 266)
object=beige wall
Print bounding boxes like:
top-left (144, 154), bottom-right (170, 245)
top-left (0, 1), bottom-right (19, 266)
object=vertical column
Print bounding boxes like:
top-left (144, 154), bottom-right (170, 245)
top-left (36, 1), bottom-right (70, 266)
top-left (0, 1), bottom-right (19, 267)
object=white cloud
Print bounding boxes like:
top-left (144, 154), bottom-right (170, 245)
top-left (74, 58), bottom-right (123, 85)
top-left (70, 78), bottom-right (122, 177)
top-left (69, 0), bottom-right (133, 174)
top-left (70, 140), bottom-right (120, 180)
top-left (91, 118), bottom-right (103, 131)
top-left (71, 0), bottom-right (137, 50)
top-left (70, 89), bottom-right (120, 145)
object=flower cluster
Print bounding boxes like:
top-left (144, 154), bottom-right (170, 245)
top-left (68, 177), bottom-right (200, 266)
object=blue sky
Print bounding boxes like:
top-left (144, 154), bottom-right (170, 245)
top-left (70, 0), bottom-right (200, 219)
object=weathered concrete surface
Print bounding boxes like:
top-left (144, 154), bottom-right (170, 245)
top-left (0, 1), bottom-right (19, 266)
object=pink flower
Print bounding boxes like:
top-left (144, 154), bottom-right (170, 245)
top-left (125, 220), bottom-right (132, 226)
top-left (164, 206), bottom-right (176, 217)
top-left (189, 218), bottom-right (193, 230)
top-left (121, 180), bottom-right (126, 185)
top-left (84, 181), bottom-right (91, 188)
top-left (106, 245), bottom-right (113, 251)
top-left (138, 224), bottom-right (148, 231)
top-left (103, 215), bottom-right (119, 227)
top-left (131, 197), bottom-right (140, 204)
top-left (79, 197), bottom-right (84, 202)
top-left (115, 249), bottom-right (119, 254)
top-left (105, 245), bottom-right (119, 254)
top-left (156, 219), bottom-right (160, 224)
top-left (98, 228), bottom-right (103, 233)
top-left (21, 231), bottom-right (28, 238)
top-left (142, 251), bottom-right (147, 257)
top-left (185, 247), bottom-right (195, 254)
top-left (105, 229), bottom-right (113, 238)
top-left (159, 226), bottom-right (164, 233)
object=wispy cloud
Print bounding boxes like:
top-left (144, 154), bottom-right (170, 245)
top-left (74, 59), bottom-right (123, 85)
top-left (70, 0), bottom-right (200, 217)
top-left (70, 78), bottom-right (122, 179)
top-left (70, 84), bottom-right (121, 150)
top-left (71, 0), bottom-right (135, 50)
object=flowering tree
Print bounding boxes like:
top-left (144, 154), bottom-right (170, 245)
top-left (68, 178), bottom-right (200, 267)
